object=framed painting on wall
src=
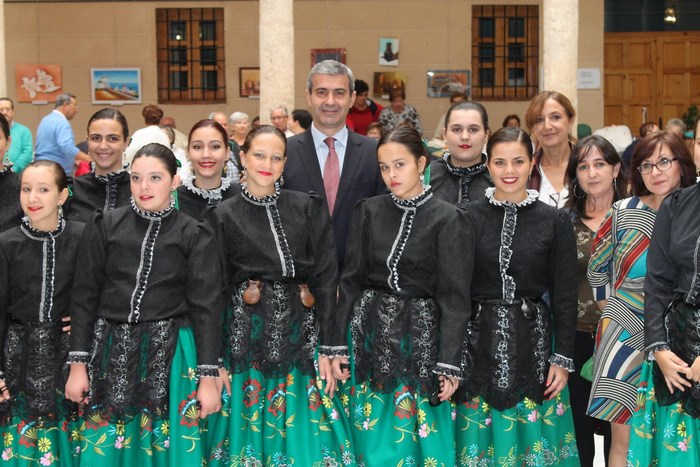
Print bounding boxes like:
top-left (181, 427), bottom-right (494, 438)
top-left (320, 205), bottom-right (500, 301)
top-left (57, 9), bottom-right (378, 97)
top-left (310, 48), bottom-right (347, 66)
top-left (378, 38), bottom-right (399, 66)
top-left (373, 71), bottom-right (407, 100)
top-left (239, 68), bottom-right (260, 97)
top-left (16, 64), bottom-right (62, 103)
top-left (426, 70), bottom-right (471, 98)
top-left (90, 68), bottom-right (142, 104)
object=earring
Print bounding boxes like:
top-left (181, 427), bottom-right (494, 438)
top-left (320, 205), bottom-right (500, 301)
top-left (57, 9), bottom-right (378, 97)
top-left (58, 204), bottom-right (64, 218)
top-left (419, 172), bottom-right (426, 188)
top-left (223, 163), bottom-right (228, 176)
top-left (528, 172), bottom-right (532, 181)
top-left (278, 174), bottom-right (285, 187)
top-left (573, 180), bottom-right (586, 199)
top-left (612, 178), bottom-right (618, 195)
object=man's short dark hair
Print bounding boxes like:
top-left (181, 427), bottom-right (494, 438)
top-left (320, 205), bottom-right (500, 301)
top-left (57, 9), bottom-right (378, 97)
top-left (291, 109), bottom-right (313, 130)
top-left (354, 79), bottom-right (369, 95)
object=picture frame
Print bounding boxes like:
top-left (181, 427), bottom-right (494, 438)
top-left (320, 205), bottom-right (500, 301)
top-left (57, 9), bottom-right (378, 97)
top-left (90, 68), bottom-right (141, 104)
top-left (426, 70), bottom-right (471, 98)
top-left (378, 38), bottom-right (399, 66)
top-left (310, 48), bottom-right (347, 66)
top-left (373, 71), bottom-right (407, 100)
top-left (16, 64), bottom-right (63, 103)
top-left (239, 67), bottom-right (260, 98)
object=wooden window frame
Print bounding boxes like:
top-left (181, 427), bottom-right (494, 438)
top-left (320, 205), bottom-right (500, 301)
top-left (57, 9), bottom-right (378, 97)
top-left (472, 5), bottom-right (539, 101)
top-left (156, 8), bottom-right (226, 104)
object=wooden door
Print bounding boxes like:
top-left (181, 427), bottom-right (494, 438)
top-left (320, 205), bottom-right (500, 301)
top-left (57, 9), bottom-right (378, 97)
top-left (604, 32), bottom-right (700, 135)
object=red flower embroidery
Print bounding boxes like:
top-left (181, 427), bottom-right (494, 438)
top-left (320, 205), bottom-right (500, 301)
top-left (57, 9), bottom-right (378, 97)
top-left (267, 384), bottom-right (287, 416)
top-left (84, 413), bottom-right (109, 431)
top-left (178, 391), bottom-right (200, 428)
top-left (393, 386), bottom-right (417, 419)
top-left (242, 378), bottom-right (262, 408)
top-left (307, 380), bottom-right (322, 411)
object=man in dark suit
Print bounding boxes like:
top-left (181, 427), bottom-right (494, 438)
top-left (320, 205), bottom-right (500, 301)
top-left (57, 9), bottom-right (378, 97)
top-left (284, 60), bottom-right (385, 270)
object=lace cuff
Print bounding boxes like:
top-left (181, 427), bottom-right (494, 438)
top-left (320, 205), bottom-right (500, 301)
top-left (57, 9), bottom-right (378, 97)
top-left (318, 345), bottom-right (349, 358)
top-left (66, 351), bottom-right (91, 364)
top-left (197, 364), bottom-right (220, 378)
top-left (433, 362), bottom-right (463, 381)
top-left (549, 353), bottom-right (575, 372)
top-left (645, 341), bottom-right (671, 361)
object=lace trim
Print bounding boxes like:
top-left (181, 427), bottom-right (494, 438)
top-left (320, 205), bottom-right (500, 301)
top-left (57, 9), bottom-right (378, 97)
top-left (386, 188), bottom-right (432, 292)
top-left (182, 175), bottom-right (233, 204)
top-left (128, 217), bottom-right (160, 323)
top-left (66, 351), bottom-right (91, 364)
top-left (485, 187), bottom-right (539, 207)
top-left (548, 353), bottom-right (575, 372)
top-left (129, 196), bottom-right (175, 219)
top-left (687, 234), bottom-right (700, 305)
top-left (443, 152), bottom-right (488, 203)
top-left (197, 365), bottom-right (221, 378)
top-left (92, 165), bottom-right (129, 211)
top-left (240, 181), bottom-right (281, 206)
top-left (318, 345), bottom-right (349, 358)
top-left (20, 217), bottom-right (64, 323)
top-left (645, 341), bottom-right (671, 360)
top-left (433, 362), bottom-right (463, 381)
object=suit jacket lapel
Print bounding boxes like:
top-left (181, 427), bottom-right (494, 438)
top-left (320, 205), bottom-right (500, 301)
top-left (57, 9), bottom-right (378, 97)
top-left (296, 131), bottom-right (326, 196)
top-left (335, 131), bottom-right (363, 210)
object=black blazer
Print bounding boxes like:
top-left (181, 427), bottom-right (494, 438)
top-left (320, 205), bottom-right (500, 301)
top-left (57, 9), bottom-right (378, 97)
top-left (283, 129), bottom-right (385, 269)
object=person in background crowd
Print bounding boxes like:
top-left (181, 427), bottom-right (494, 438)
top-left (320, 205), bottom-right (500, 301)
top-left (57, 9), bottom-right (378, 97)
top-left (346, 79), bottom-right (383, 136)
top-left (160, 115), bottom-right (188, 153)
top-left (563, 135), bottom-right (626, 466)
top-left (502, 113), bottom-right (521, 128)
top-left (621, 121), bottom-right (660, 172)
top-left (123, 104), bottom-right (171, 165)
top-left (290, 109), bottom-right (313, 134)
top-left (0, 113), bottom-right (22, 232)
top-left (525, 90), bottom-right (577, 208)
top-left (270, 105), bottom-right (294, 138)
top-left (35, 93), bottom-right (90, 177)
top-left (587, 131), bottom-right (695, 467)
top-left (366, 122), bottom-right (382, 140)
top-left (378, 89), bottom-right (423, 136)
top-left (251, 116), bottom-right (261, 128)
top-left (0, 97), bottom-right (32, 173)
top-left (665, 117), bottom-right (686, 139)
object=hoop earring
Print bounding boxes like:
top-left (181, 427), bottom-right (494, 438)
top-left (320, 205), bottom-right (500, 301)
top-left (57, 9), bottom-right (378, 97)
top-left (58, 204), bottom-right (64, 218)
top-left (278, 174), bottom-right (285, 187)
top-left (573, 180), bottom-right (586, 199)
top-left (419, 172), bottom-right (425, 188)
top-left (613, 178), bottom-right (618, 195)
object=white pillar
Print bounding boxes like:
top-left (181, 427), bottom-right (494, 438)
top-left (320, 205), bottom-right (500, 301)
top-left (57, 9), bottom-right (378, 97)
top-left (542, 0), bottom-right (579, 111)
top-left (259, 0), bottom-right (294, 124)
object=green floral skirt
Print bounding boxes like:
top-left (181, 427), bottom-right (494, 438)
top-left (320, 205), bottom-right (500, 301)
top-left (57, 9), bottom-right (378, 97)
top-left (455, 386), bottom-right (580, 466)
top-left (0, 415), bottom-right (78, 466)
top-left (204, 363), bottom-right (356, 466)
top-left (72, 327), bottom-right (206, 467)
top-left (628, 361), bottom-right (700, 466)
top-left (344, 381), bottom-right (456, 467)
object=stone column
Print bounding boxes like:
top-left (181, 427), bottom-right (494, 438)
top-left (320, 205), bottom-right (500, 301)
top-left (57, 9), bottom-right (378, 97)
top-left (542, 0), bottom-right (578, 111)
top-left (0, 0), bottom-right (6, 96)
top-left (259, 0), bottom-right (294, 124)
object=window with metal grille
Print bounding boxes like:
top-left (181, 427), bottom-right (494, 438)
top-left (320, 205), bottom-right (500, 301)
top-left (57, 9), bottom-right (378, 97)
top-left (471, 5), bottom-right (539, 100)
top-left (156, 8), bottom-right (225, 104)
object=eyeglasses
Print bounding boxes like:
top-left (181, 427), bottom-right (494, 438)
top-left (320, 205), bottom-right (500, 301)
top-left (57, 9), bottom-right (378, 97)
top-left (637, 157), bottom-right (677, 175)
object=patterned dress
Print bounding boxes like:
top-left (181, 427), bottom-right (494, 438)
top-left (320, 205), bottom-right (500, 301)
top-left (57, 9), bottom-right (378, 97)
top-left (587, 196), bottom-right (655, 424)
top-left (628, 184), bottom-right (700, 466)
top-left (455, 189), bottom-right (579, 466)
top-left (203, 184), bottom-right (356, 466)
top-left (336, 189), bottom-right (472, 467)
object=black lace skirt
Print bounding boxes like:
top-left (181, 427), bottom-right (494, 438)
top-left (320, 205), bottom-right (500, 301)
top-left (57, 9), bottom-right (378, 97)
top-left (0, 320), bottom-right (76, 425)
top-left (654, 299), bottom-right (700, 417)
top-left (86, 316), bottom-right (184, 420)
top-left (225, 279), bottom-right (318, 378)
top-left (349, 289), bottom-right (440, 397)
top-left (458, 298), bottom-right (552, 410)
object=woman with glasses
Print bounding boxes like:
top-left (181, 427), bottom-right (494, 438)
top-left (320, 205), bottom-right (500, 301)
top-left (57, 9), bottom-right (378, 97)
top-left (525, 91), bottom-right (576, 208)
top-left (626, 117), bottom-right (700, 466)
top-left (586, 131), bottom-right (695, 466)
